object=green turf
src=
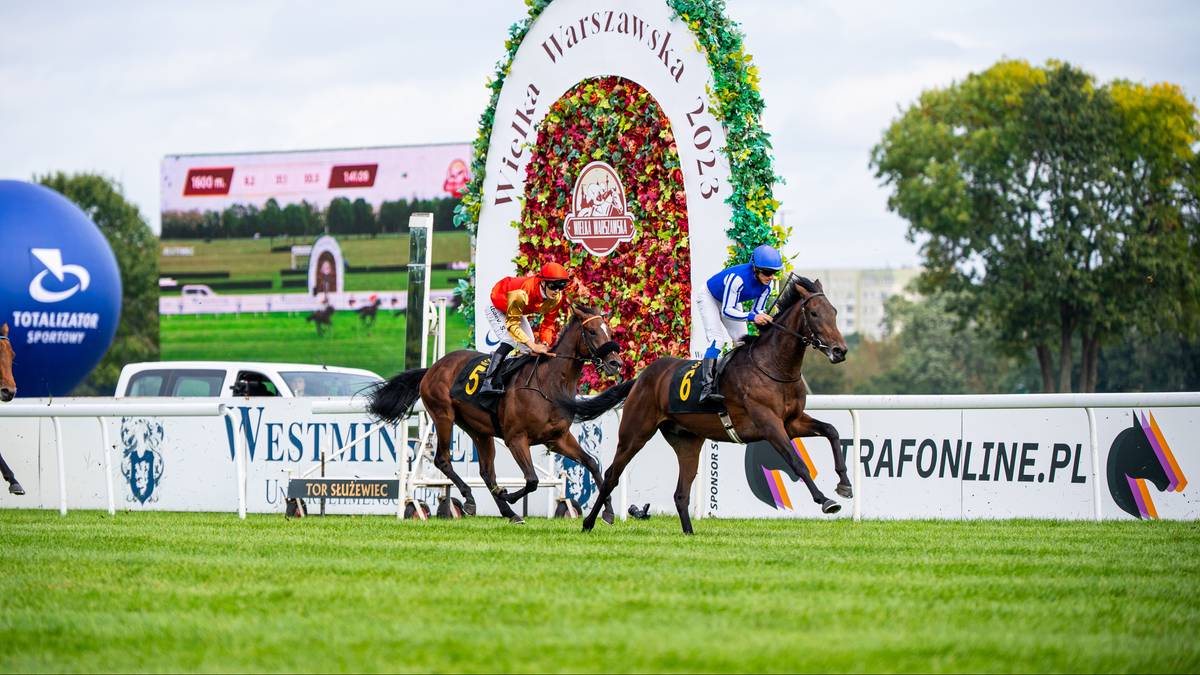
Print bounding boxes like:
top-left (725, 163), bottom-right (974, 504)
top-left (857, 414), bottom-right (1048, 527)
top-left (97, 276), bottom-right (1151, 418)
top-left (159, 231), bottom-right (472, 296)
top-left (161, 310), bottom-right (472, 377)
top-left (159, 270), bottom-right (466, 295)
top-left (0, 513), bottom-right (1196, 673)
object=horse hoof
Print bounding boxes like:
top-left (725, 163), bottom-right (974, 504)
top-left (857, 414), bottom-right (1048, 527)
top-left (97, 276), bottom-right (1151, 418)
top-left (602, 511), bottom-right (615, 526)
top-left (836, 484), bottom-right (854, 498)
top-left (509, 515), bottom-right (526, 525)
top-left (581, 519), bottom-right (596, 532)
top-left (463, 500), bottom-right (477, 516)
top-left (821, 499), bottom-right (841, 514)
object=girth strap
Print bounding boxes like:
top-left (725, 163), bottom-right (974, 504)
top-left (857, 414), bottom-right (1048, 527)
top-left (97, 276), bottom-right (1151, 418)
top-left (717, 409), bottom-right (742, 444)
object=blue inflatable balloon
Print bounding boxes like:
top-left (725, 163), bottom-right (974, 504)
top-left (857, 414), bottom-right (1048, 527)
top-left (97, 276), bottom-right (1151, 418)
top-left (0, 180), bottom-right (122, 397)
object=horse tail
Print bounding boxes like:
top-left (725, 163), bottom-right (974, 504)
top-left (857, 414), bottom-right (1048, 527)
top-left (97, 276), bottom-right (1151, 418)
top-left (367, 368), bottom-right (429, 424)
top-left (556, 379), bottom-right (637, 422)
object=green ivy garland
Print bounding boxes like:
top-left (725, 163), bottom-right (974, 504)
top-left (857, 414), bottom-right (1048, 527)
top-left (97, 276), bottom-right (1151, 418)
top-left (453, 0), bottom-right (787, 341)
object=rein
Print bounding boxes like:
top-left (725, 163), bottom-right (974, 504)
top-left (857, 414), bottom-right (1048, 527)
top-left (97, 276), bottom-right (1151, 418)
top-left (517, 312), bottom-right (619, 401)
top-left (749, 292), bottom-right (829, 383)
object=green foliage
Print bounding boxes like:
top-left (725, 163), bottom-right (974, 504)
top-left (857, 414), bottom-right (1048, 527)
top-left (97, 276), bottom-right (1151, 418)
top-left (872, 60), bottom-right (1200, 392)
top-left (3, 511), bottom-right (1198, 672)
top-left (861, 293), bottom-right (1037, 394)
top-left (803, 293), bottom-right (1038, 395)
top-left (161, 197), bottom-right (461, 239)
top-left (37, 172), bottom-right (159, 395)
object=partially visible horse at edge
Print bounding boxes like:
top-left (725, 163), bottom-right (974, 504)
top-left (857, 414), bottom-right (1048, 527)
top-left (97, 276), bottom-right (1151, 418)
top-left (366, 305), bottom-right (630, 524)
top-left (1, 322), bottom-right (26, 495)
top-left (559, 276), bottom-right (852, 534)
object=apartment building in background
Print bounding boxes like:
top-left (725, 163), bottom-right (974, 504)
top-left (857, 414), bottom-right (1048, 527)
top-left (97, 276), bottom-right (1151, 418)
top-left (792, 267), bottom-right (920, 339)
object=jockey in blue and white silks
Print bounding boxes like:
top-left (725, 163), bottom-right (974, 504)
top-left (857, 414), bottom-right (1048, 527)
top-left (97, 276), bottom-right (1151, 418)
top-left (694, 244), bottom-right (783, 403)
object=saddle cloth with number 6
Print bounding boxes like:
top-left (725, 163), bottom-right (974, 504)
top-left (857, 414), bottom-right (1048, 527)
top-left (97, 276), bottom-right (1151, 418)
top-left (666, 359), bottom-right (726, 414)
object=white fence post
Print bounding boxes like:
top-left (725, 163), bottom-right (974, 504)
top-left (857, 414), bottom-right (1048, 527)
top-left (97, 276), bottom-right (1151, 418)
top-left (851, 409), bottom-right (862, 522)
top-left (99, 416), bottom-right (115, 516)
top-left (53, 416), bottom-right (67, 516)
top-left (1087, 407), bottom-right (1102, 521)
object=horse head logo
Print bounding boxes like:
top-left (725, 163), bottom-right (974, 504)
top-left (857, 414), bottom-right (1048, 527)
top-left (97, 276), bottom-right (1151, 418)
top-left (119, 417), bottom-right (165, 504)
top-left (1106, 411), bottom-right (1187, 519)
top-left (744, 439), bottom-right (819, 510)
top-left (559, 422), bottom-right (603, 507)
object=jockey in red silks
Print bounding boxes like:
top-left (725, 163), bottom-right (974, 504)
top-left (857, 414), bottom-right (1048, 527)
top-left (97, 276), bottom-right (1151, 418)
top-left (479, 262), bottom-right (570, 395)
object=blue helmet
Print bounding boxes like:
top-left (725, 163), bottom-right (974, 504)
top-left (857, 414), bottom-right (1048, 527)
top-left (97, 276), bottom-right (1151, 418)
top-left (751, 245), bottom-right (783, 271)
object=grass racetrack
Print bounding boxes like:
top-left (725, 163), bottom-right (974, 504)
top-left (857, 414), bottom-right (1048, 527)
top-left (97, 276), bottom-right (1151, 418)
top-left (161, 311), bottom-right (471, 377)
top-left (1, 512), bottom-right (1197, 673)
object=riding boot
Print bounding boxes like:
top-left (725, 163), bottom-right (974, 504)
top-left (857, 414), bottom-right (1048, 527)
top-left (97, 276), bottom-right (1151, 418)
top-left (697, 357), bottom-right (724, 404)
top-left (478, 344), bottom-right (513, 396)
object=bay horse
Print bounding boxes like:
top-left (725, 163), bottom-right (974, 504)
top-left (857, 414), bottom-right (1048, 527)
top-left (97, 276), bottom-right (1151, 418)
top-left (560, 276), bottom-right (851, 534)
top-left (367, 305), bottom-right (630, 524)
top-left (1, 322), bottom-right (26, 495)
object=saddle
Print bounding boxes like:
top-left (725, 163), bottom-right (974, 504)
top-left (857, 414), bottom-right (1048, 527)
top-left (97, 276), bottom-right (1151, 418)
top-left (449, 352), bottom-right (537, 414)
top-left (666, 349), bottom-right (738, 415)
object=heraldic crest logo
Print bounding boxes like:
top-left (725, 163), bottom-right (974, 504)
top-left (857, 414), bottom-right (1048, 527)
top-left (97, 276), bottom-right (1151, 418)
top-left (119, 417), bottom-right (166, 504)
top-left (1106, 410), bottom-right (1187, 519)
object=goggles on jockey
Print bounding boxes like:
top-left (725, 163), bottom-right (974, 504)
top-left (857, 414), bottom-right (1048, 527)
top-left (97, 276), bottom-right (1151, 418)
top-left (753, 267), bottom-right (778, 278)
top-left (543, 279), bottom-right (569, 291)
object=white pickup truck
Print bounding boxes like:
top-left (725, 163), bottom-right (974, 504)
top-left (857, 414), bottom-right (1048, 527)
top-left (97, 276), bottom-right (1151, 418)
top-left (115, 361), bottom-right (383, 398)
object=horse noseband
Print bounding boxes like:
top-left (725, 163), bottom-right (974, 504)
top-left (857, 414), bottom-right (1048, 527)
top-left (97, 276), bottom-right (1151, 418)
top-left (595, 341), bottom-right (620, 360)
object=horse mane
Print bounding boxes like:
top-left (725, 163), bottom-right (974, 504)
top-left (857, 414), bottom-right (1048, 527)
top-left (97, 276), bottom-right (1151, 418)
top-left (771, 274), bottom-right (820, 315)
top-left (550, 305), bottom-right (601, 352)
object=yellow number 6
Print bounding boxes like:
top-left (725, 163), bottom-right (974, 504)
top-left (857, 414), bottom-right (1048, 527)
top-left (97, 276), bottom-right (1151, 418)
top-left (680, 367), bottom-right (697, 400)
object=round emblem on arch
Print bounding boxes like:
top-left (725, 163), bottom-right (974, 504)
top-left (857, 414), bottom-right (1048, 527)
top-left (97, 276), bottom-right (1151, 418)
top-left (562, 161), bottom-right (636, 257)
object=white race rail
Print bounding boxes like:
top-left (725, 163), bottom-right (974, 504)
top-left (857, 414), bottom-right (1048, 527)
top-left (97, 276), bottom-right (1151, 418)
top-left (0, 401), bottom-right (242, 518)
top-left (798, 392), bottom-right (1200, 521)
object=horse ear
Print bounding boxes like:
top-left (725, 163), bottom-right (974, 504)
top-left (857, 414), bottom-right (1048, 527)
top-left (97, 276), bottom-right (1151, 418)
top-left (0, 323), bottom-right (7, 337)
top-left (792, 281), bottom-right (811, 298)
top-left (815, 278), bottom-right (824, 292)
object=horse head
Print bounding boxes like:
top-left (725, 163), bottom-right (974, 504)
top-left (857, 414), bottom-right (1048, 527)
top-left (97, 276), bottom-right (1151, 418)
top-left (774, 275), bottom-right (847, 364)
top-left (1106, 411), bottom-right (1187, 519)
top-left (569, 305), bottom-right (623, 376)
top-left (0, 322), bottom-right (15, 401)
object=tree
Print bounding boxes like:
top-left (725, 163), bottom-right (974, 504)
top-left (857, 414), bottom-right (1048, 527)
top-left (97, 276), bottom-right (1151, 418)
top-left (872, 60), bottom-right (1200, 392)
top-left (379, 199), bottom-right (411, 234)
top-left (859, 293), bottom-right (1038, 394)
top-left (37, 172), bottom-right (159, 395)
top-left (260, 198), bottom-right (284, 240)
top-left (351, 198), bottom-right (376, 236)
top-left (326, 197), bottom-right (353, 235)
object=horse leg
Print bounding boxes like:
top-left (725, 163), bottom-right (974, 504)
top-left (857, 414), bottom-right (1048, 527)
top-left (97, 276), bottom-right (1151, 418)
top-left (582, 412), bottom-right (658, 532)
top-left (551, 432), bottom-right (616, 525)
top-left (661, 428), bottom-right (704, 535)
top-left (788, 413), bottom-right (853, 498)
top-left (428, 414), bottom-right (475, 515)
top-left (476, 434), bottom-right (521, 523)
top-left (498, 435), bottom-right (539, 505)
top-left (759, 415), bottom-right (839, 514)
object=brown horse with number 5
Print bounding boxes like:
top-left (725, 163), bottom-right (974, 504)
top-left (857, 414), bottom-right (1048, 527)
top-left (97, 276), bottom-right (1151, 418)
top-left (559, 276), bottom-right (852, 534)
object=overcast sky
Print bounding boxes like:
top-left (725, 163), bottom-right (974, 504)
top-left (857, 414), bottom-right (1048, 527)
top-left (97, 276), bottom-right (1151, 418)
top-left (2, 1), bottom-right (1197, 269)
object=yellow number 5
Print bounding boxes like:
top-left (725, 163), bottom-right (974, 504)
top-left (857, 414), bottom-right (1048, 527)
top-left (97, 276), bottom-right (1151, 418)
top-left (465, 360), bottom-right (489, 395)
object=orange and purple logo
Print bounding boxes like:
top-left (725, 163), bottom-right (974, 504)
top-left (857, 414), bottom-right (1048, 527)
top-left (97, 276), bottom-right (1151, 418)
top-left (1106, 411), bottom-right (1187, 520)
top-left (746, 439), bottom-right (818, 510)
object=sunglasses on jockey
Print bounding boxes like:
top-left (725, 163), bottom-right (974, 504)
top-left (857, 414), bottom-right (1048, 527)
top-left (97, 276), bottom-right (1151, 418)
top-left (753, 267), bottom-right (779, 278)
top-left (543, 279), bottom-right (569, 291)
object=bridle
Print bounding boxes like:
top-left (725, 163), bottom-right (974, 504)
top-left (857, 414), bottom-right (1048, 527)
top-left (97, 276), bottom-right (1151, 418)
top-left (552, 312), bottom-right (620, 367)
top-left (519, 312), bottom-right (622, 400)
top-left (749, 292), bottom-right (832, 383)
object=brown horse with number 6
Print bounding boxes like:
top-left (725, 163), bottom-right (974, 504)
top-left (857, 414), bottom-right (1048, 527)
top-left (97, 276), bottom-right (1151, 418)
top-left (559, 276), bottom-right (852, 534)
